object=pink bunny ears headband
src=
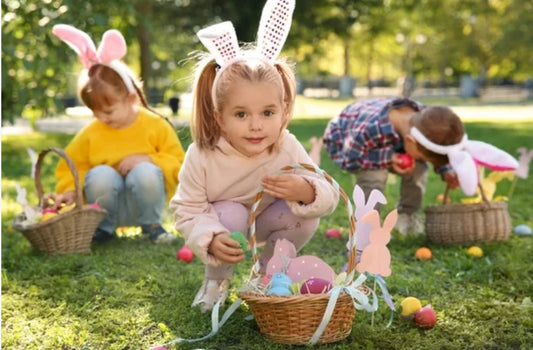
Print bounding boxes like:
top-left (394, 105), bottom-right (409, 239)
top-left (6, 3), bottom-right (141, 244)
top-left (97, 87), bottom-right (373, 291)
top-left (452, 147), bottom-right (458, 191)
top-left (410, 127), bottom-right (519, 195)
top-left (52, 24), bottom-right (135, 93)
top-left (196, 0), bottom-right (295, 75)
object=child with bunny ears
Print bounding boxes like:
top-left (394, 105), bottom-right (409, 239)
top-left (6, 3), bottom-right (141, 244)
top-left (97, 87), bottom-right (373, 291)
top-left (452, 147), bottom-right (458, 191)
top-left (45, 24), bottom-right (185, 244)
top-left (323, 97), bottom-right (518, 235)
top-left (170, 0), bottom-right (339, 313)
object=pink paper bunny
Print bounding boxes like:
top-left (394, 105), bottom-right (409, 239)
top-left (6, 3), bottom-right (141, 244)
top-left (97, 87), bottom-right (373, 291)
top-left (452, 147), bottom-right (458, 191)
top-left (356, 209), bottom-right (397, 277)
top-left (265, 239), bottom-right (336, 283)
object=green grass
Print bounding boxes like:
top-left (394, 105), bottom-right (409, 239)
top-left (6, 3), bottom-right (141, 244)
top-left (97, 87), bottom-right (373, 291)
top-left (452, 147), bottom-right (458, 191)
top-left (2, 117), bottom-right (533, 349)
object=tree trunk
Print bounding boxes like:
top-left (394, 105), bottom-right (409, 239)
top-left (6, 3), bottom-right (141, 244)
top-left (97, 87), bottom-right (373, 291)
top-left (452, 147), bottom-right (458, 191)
top-left (135, 2), bottom-right (153, 93)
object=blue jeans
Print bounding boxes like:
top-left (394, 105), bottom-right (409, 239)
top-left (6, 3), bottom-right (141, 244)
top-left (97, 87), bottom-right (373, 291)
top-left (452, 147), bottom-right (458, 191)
top-left (84, 163), bottom-right (166, 233)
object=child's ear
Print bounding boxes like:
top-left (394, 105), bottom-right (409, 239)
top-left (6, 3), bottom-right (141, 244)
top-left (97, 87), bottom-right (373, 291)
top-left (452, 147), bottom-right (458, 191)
top-left (127, 93), bottom-right (137, 104)
top-left (214, 110), bottom-right (223, 126)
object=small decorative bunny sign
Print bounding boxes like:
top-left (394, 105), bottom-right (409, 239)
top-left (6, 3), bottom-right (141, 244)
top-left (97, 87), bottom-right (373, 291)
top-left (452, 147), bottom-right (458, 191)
top-left (350, 185), bottom-right (387, 259)
top-left (515, 147), bottom-right (533, 179)
top-left (26, 147), bottom-right (37, 179)
top-left (308, 136), bottom-right (323, 166)
top-left (266, 238), bottom-right (336, 283)
top-left (355, 209), bottom-right (397, 277)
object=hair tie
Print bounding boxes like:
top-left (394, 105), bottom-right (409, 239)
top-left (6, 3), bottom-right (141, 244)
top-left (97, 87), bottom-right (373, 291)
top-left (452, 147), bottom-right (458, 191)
top-left (52, 24), bottom-right (135, 93)
top-left (410, 126), bottom-right (518, 195)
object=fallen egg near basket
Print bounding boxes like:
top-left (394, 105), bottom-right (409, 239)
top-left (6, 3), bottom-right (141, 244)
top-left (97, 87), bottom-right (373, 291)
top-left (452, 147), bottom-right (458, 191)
top-left (424, 185), bottom-right (511, 245)
top-left (238, 163), bottom-right (362, 345)
top-left (12, 148), bottom-right (107, 254)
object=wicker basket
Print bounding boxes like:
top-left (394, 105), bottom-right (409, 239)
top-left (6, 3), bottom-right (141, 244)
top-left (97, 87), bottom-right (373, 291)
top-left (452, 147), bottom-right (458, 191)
top-left (12, 148), bottom-right (107, 254)
top-left (239, 163), bottom-right (358, 345)
top-left (424, 185), bottom-right (511, 245)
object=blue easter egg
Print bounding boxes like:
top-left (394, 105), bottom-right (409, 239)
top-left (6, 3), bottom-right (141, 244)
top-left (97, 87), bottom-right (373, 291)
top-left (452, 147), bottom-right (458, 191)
top-left (270, 273), bottom-right (292, 287)
top-left (267, 286), bottom-right (292, 296)
top-left (514, 224), bottom-right (532, 236)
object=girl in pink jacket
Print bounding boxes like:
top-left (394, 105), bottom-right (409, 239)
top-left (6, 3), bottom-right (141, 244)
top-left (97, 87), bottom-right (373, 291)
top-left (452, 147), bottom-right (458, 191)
top-left (170, 0), bottom-right (339, 312)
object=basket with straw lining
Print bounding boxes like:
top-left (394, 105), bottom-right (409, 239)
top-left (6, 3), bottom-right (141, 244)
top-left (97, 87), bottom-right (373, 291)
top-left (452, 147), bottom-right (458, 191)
top-left (424, 184), bottom-right (511, 245)
top-left (12, 147), bottom-right (107, 254)
top-left (238, 163), bottom-right (361, 345)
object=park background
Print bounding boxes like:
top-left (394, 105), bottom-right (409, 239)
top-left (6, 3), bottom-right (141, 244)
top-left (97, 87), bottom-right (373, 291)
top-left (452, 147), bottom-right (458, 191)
top-left (2, 0), bottom-right (533, 349)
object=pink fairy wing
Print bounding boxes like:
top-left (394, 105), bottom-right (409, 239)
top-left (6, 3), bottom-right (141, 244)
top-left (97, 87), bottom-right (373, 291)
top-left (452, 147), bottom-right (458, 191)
top-left (466, 140), bottom-right (519, 171)
top-left (52, 24), bottom-right (98, 68)
top-left (97, 29), bottom-right (127, 63)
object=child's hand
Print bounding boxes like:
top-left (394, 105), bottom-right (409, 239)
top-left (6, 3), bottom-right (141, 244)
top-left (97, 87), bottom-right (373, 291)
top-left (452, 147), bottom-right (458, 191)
top-left (208, 233), bottom-right (245, 264)
top-left (117, 154), bottom-right (151, 176)
top-left (261, 174), bottom-right (315, 204)
top-left (442, 171), bottom-right (460, 189)
top-left (391, 153), bottom-right (414, 175)
top-left (43, 191), bottom-right (76, 210)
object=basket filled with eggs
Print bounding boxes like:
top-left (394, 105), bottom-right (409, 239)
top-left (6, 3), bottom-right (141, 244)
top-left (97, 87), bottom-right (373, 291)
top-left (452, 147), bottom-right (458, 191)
top-left (12, 148), bottom-right (107, 254)
top-left (238, 163), bottom-right (372, 345)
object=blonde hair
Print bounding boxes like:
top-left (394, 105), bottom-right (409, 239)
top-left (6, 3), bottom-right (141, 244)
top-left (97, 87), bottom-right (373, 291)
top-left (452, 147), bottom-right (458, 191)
top-left (191, 53), bottom-right (296, 151)
top-left (410, 106), bottom-right (465, 167)
top-left (79, 63), bottom-right (163, 118)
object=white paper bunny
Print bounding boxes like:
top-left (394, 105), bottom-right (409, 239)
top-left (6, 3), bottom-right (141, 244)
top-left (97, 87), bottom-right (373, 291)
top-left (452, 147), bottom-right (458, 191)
top-left (26, 147), bottom-right (37, 179)
top-left (15, 183), bottom-right (41, 223)
top-left (350, 185), bottom-right (387, 255)
top-left (356, 209), bottom-right (397, 277)
top-left (515, 147), bottom-right (533, 179)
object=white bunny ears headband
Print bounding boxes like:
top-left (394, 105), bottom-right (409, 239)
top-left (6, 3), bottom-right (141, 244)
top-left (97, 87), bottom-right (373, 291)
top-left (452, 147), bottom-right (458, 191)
top-left (410, 127), bottom-right (519, 195)
top-left (52, 24), bottom-right (135, 93)
top-left (196, 0), bottom-right (295, 79)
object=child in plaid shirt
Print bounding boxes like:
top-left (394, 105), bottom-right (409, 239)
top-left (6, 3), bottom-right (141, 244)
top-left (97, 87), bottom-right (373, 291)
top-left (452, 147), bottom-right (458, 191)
top-left (323, 97), bottom-right (461, 234)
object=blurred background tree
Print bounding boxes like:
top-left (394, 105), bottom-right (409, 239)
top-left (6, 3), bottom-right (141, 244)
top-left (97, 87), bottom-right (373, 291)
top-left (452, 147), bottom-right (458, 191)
top-left (2, 0), bottom-right (532, 124)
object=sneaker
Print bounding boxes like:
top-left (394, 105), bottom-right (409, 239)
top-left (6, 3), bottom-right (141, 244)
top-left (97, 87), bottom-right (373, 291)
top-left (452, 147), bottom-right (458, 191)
top-left (141, 224), bottom-right (176, 244)
top-left (92, 228), bottom-right (116, 243)
top-left (395, 213), bottom-right (424, 235)
top-left (191, 279), bottom-right (230, 313)
top-left (395, 213), bottom-right (411, 235)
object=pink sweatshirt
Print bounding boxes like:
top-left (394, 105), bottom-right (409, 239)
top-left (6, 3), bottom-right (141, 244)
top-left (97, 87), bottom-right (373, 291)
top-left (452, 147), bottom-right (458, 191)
top-left (170, 130), bottom-right (339, 265)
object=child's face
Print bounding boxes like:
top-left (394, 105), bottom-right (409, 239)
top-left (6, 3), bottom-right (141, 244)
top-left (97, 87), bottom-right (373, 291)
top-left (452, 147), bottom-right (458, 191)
top-left (92, 93), bottom-right (137, 129)
top-left (215, 80), bottom-right (286, 157)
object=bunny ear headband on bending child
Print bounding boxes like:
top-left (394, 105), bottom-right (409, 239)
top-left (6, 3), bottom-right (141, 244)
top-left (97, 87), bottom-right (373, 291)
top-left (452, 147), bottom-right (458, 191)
top-left (52, 24), bottom-right (135, 93)
top-left (410, 127), bottom-right (519, 196)
top-left (196, 0), bottom-right (295, 79)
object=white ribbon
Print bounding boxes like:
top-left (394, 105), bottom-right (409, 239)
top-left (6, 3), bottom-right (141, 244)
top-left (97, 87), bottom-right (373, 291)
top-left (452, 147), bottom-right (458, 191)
top-left (309, 274), bottom-right (376, 345)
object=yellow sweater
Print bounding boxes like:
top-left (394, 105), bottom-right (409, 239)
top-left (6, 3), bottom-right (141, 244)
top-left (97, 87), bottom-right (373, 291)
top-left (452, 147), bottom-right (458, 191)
top-left (55, 107), bottom-right (185, 203)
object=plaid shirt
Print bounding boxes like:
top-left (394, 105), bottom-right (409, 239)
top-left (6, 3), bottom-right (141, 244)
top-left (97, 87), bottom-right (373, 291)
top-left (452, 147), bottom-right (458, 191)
top-left (323, 97), bottom-right (425, 172)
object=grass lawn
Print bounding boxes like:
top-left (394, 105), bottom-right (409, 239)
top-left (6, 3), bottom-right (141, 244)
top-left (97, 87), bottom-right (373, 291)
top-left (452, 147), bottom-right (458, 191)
top-left (1, 115), bottom-right (532, 349)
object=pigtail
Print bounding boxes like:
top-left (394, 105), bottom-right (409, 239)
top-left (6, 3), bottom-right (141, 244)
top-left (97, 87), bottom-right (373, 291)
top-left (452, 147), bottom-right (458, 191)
top-left (191, 59), bottom-right (220, 150)
top-left (132, 82), bottom-right (174, 127)
top-left (274, 60), bottom-right (296, 125)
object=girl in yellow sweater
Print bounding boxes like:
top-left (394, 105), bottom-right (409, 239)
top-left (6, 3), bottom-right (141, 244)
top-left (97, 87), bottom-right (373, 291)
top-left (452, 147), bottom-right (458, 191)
top-left (45, 24), bottom-right (185, 243)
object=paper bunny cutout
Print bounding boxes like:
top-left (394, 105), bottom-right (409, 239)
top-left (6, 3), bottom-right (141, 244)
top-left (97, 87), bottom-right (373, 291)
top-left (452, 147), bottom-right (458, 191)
top-left (15, 183), bottom-right (41, 222)
top-left (26, 147), bottom-right (37, 179)
top-left (515, 148), bottom-right (533, 179)
top-left (355, 209), bottom-right (397, 277)
top-left (410, 127), bottom-right (519, 196)
top-left (197, 0), bottom-right (295, 68)
top-left (350, 185), bottom-right (387, 254)
top-left (265, 239), bottom-right (336, 283)
top-left (308, 137), bottom-right (323, 165)
top-left (52, 24), bottom-right (135, 93)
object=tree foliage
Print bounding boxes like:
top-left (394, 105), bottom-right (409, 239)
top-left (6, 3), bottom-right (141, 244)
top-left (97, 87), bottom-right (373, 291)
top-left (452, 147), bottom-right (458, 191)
top-left (2, 0), bottom-right (531, 124)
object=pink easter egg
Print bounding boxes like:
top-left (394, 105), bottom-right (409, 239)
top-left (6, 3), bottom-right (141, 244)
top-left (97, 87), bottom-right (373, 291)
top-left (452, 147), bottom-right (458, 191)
top-left (87, 203), bottom-right (102, 210)
top-left (151, 347), bottom-right (168, 350)
top-left (260, 274), bottom-right (272, 287)
top-left (325, 228), bottom-right (341, 239)
top-left (300, 278), bottom-right (332, 294)
top-left (176, 246), bottom-right (194, 263)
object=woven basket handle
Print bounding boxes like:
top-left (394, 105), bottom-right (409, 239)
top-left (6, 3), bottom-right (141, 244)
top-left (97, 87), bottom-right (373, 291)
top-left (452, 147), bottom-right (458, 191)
top-left (247, 163), bottom-right (357, 280)
top-left (442, 182), bottom-right (489, 204)
top-left (35, 147), bottom-right (84, 209)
